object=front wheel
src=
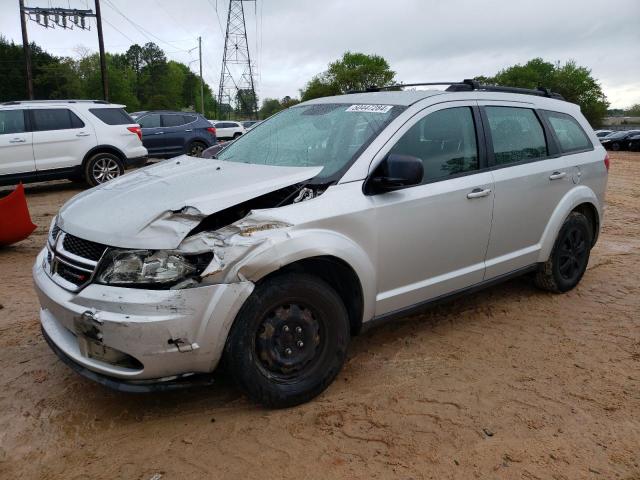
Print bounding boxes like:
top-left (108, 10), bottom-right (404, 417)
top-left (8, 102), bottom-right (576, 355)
top-left (535, 212), bottom-right (592, 293)
top-left (224, 273), bottom-right (350, 408)
top-left (611, 142), bottom-right (621, 151)
top-left (84, 153), bottom-right (124, 187)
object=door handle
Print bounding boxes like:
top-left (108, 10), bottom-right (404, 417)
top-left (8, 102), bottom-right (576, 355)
top-left (467, 188), bottom-right (492, 199)
top-left (76, 132), bottom-right (91, 137)
top-left (549, 171), bottom-right (567, 180)
top-left (154, 131), bottom-right (165, 135)
top-left (184, 129), bottom-right (193, 132)
top-left (9, 138), bottom-right (26, 143)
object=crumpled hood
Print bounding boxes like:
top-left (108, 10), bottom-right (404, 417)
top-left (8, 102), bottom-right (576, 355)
top-left (58, 155), bottom-right (321, 249)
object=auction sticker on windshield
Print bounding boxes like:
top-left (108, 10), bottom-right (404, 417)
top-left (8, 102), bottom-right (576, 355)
top-left (346, 104), bottom-right (393, 113)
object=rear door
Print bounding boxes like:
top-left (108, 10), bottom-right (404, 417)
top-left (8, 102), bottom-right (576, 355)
top-left (479, 102), bottom-right (571, 278)
top-left (370, 102), bottom-right (495, 315)
top-left (138, 114), bottom-right (165, 155)
top-left (161, 114), bottom-right (192, 156)
top-left (0, 109), bottom-right (34, 175)
top-left (30, 107), bottom-right (96, 171)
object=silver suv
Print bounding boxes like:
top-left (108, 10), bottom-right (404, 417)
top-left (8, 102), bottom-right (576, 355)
top-left (34, 81), bottom-right (608, 407)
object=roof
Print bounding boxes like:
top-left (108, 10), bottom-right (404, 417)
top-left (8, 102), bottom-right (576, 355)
top-left (1, 99), bottom-right (124, 108)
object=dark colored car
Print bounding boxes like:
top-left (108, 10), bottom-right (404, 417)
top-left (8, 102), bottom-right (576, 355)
top-left (600, 130), bottom-right (640, 151)
top-left (131, 111), bottom-right (216, 157)
top-left (627, 134), bottom-right (640, 151)
top-left (202, 139), bottom-right (235, 159)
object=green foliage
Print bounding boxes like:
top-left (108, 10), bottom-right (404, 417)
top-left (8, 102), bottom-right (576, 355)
top-left (0, 37), bottom-right (217, 115)
top-left (300, 51), bottom-right (395, 101)
top-left (626, 104), bottom-right (640, 116)
top-left (258, 95), bottom-right (300, 119)
top-left (480, 58), bottom-right (609, 126)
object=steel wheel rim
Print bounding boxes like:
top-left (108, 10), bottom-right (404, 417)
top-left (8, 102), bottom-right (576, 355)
top-left (92, 157), bottom-right (120, 183)
top-left (255, 303), bottom-right (323, 379)
top-left (558, 227), bottom-right (587, 281)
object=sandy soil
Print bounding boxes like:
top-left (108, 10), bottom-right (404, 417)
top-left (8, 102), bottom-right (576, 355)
top-left (0, 153), bottom-right (638, 480)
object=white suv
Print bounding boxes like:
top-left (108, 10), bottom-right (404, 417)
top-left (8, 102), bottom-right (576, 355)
top-left (34, 81), bottom-right (608, 407)
top-left (0, 100), bottom-right (147, 187)
top-left (210, 120), bottom-right (245, 139)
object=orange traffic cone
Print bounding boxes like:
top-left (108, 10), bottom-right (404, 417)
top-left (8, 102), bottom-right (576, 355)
top-left (0, 183), bottom-right (37, 246)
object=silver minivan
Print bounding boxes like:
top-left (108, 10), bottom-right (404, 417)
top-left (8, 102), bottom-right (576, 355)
top-left (34, 81), bottom-right (608, 407)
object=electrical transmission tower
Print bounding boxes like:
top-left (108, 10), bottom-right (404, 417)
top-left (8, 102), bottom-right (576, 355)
top-left (217, 0), bottom-right (258, 119)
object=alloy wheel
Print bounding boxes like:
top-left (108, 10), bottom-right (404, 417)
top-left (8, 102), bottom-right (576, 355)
top-left (558, 227), bottom-right (588, 281)
top-left (92, 157), bottom-right (121, 184)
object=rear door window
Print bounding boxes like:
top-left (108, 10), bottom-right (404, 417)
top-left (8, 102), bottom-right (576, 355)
top-left (31, 108), bottom-right (85, 131)
top-left (389, 106), bottom-right (479, 183)
top-left (543, 111), bottom-right (592, 153)
top-left (138, 114), bottom-right (161, 128)
top-left (485, 107), bottom-right (547, 165)
top-left (89, 108), bottom-right (134, 125)
top-left (0, 109), bottom-right (26, 134)
top-left (161, 114), bottom-right (186, 127)
top-left (182, 114), bottom-right (197, 124)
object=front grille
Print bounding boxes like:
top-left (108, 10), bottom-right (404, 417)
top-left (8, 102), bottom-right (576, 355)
top-left (57, 262), bottom-right (92, 286)
top-left (62, 234), bottom-right (107, 261)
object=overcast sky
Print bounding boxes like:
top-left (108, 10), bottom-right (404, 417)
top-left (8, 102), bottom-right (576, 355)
top-left (2, 0), bottom-right (639, 108)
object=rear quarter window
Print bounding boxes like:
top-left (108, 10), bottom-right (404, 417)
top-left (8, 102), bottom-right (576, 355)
top-left (543, 111), bottom-right (593, 153)
top-left (89, 108), bottom-right (134, 125)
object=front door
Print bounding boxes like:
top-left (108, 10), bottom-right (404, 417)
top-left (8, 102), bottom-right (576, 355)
top-left (370, 102), bottom-right (495, 316)
top-left (0, 109), bottom-right (34, 175)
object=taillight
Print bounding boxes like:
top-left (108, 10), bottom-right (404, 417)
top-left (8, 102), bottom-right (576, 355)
top-left (207, 127), bottom-right (216, 136)
top-left (127, 125), bottom-right (142, 141)
top-left (604, 153), bottom-right (610, 172)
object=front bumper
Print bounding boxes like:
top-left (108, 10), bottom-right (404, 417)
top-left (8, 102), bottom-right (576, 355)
top-left (33, 249), bottom-right (253, 383)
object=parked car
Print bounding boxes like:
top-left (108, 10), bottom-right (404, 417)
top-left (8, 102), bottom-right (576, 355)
top-left (210, 120), bottom-right (245, 139)
top-left (132, 111), bottom-right (216, 157)
top-left (202, 139), bottom-right (235, 158)
top-left (594, 129), bottom-right (613, 138)
top-left (627, 133), bottom-right (640, 151)
top-left (0, 100), bottom-right (147, 187)
top-left (599, 130), bottom-right (640, 151)
top-left (35, 82), bottom-right (608, 407)
top-left (242, 120), bottom-right (261, 131)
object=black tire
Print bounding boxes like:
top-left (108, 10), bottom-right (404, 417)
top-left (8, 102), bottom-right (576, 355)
top-left (611, 142), bottom-right (621, 151)
top-left (224, 273), bottom-right (350, 408)
top-left (83, 152), bottom-right (124, 187)
top-left (187, 141), bottom-right (207, 157)
top-left (535, 212), bottom-right (592, 293)
top-left (233, 132), bottom-right (242, 139)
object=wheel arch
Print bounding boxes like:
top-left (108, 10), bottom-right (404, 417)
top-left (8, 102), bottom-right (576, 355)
top-left (82, 145), bottom-right (127, 168)
top-left (538, 186), bottom-right (602, 262)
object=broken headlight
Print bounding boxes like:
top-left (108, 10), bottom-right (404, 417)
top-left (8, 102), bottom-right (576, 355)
top-left (97, 250), bottom-right (213, 288)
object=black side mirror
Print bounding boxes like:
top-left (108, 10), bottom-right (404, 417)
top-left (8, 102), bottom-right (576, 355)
top-left (365, 153), bottom-right (424, 194)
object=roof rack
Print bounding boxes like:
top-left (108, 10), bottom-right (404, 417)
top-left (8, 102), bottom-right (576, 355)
top-left (1, 99), bottom-right (110, 106)
top-left (350, 79), bottom-right (565, 100)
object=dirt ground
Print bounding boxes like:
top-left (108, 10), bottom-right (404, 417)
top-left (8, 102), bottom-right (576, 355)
top-left (0, 152), bottom-right (638, 480)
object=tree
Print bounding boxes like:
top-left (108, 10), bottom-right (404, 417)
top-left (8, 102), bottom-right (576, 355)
top-left (300, 52), bottom-right (395, 101)
top-left (480, 58), bottom-right (609, 126)
top-left (258, 96), bottom-right (300, 119)
top-left (627, 104), bottom-right (640, 116)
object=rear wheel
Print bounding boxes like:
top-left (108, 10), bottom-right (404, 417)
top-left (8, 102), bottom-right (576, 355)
top-left (611, 141), bottom-right (621, 151)
top-left (84, 152), bottom-right (124, 187)
top-left (224, 273), bottom-right (350, 408)
top-left (187, 141), bottom-right (207, 157)
top-left (233, 132), bottom-right (242, 139)
top-left (535, 212), bottom-right (592, 293)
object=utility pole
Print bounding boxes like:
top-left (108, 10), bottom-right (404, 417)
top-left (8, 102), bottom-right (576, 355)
top-left (19, 3), bottom-right (106, 100)
top-left (18, 0), bottom-right (34, 100)
top-left (199, 36), bottom-right (204, 115)
top-left (94, 0), bottom-right (109, 101)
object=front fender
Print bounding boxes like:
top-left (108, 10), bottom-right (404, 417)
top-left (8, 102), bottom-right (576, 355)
top-left (235, 229), bottom-right (377, 323)
top-left (538, 185), bottom-right (602, 262)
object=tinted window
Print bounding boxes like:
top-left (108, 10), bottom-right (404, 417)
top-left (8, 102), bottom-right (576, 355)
top-left (0, 109), bottom-right (26, 135)
top-left (162, 114), bottom-right (186, 127)
top-left (183, 115), bottom-right (197, 124)
top-left (138, 114), bottom-right (161, 128)
top-left (486, 107), bottom-right (547, 165)
top-left (389, 107), bottom-right (479, 182)
top-left (31, 108), bottom-right (85, 131)
top-left (544, 111), bottom-right (592, 152)
top-left (89, 108), bottom-right (134, 125)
